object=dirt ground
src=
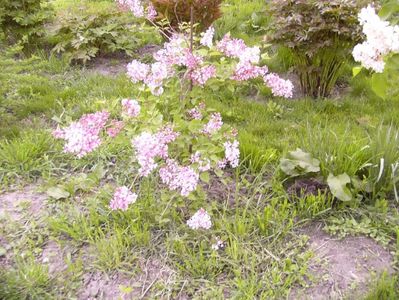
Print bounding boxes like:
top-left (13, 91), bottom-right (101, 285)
top-left (291, 223), bottom-right (393, 299)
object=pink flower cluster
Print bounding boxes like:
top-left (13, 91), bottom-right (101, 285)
top-left (109, 186), bottom-right (137, 211)
top-left (223, 140), bottom-right (240, 168)
top-left (191, 152), bottom-right (211, 172)
top-left (132, 127), bottom-right (179, 177)
top-left (217, 34), bottom-right (293, 97)
top-left (125, 34), bottom-right (217, 94)
top-left (231, 62), bottom-right (268, 81)
top-left (127, 60), bottom-right (149, 83)
top-left (116, 0), bottom-right (144, 17)
top-left (125, 30), bottom-right (293, 98)
top-left (116, 0), bottom-right (156, 20)
top-left (263, 73), bottom-right (294, 98)
top-left (188, 107), bottom-right (203, 120)
top-left (122, 99), bottom-right (141, 117)
top-left (53, 111), bottom-right (110, 158)
top-left (217, 34), bottom-right (248, 58)
top-left (186, 208), bottom-right (212, 230)
top-left (189, 65), bottom-right (216, 86)
top-left (146, 3), bottom-right (157, 21)
top-left (107, 120), bottom-right (124, 138)
top-left (159, 159), bottom-right (199, 196)
top-left (217, 34), bottom-right (260, 64)
top-left (202, 113), bottom-right (223, 135)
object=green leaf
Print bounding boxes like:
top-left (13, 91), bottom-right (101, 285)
top-left (327, 173), bottom-right (352, 202)
top-left (46, 186), bottom-right (70, 200)
top-left (200, 172), bottom-right (210, 183)
top-left (371, 73), bottom-right (388, 100)
top-left (280, 148), bottom-right (320, 176)
top-left (0, 247), bottom-right (6, 257)
top-left (352, 66), bottom-right (362, 77)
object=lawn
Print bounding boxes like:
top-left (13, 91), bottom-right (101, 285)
top-left (0, 0), bottom-right (399, 299)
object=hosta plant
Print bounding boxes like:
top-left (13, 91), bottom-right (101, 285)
top-left (53, 27), bottom-right (293, 227)
top-left (268, 0), bottom-right (369, 98)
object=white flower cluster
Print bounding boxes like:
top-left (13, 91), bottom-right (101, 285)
top-left (353, 5), bottom-right (399, 73)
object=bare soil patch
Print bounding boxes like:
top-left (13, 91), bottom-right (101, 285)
top-left (0, 185), bottom-right (47, 267)
top-left (0, 184), bottom-right (46, 220)
top-left (87, 45), bottom-right (161, 77)
top-left (78, 258), bottom-right (175, 300)
top-left (291, 223), bottom-right (393, 299)
top-left (88, 57), bottom-right (132, 77)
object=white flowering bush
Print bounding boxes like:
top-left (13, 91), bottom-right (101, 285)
top-left (53, 17), bottom-right (293, 228)
top-left (353, 3), bottom-right (399, 99)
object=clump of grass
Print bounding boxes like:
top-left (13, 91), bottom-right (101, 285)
top-left (0, 131), bottom-right (54, 185)
top-left (0, 257), bottom-right (55, 300)
top-left (301, 123), bottom-right (371, 178)
top-left (364, 272), bottom-right (399, 300)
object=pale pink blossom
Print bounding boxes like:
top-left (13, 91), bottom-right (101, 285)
top-left (159, 159), bottom-right (199, 196)
top-left (110, 186), bottom-right (137, 211)
top-left (182, 49), bottom-right (203, 69)
top-left (352, 5), bottom-right (399, 72)
top-left (121, 99), bottom-right (141, 117)
top-left (211, 237), bottom-right (225, 251)
top-left (202, 112), bottom-right (223, 135)
top-left (187, 107), bottom-right (203, 120)
top-left (132, 132), bottom-right (167, 177)
top-left (239, 46), bottom-right (261, 64)
top-left (187, 208), bottom-right (212, 230)
top-left (190, 65), bottom-right (217, 86)
top-left (146, 3), bottom-right (157, 20)
top-left (157, 125), bottom-right (180, 145)
top-left (107, 120), bottom-right (124, 138)
top-left (224, 140), bottom-right (240, 168)
top-left (200, 26), bottom-right (215, 48)
top-left (231, 62), bottom-right (267, 81)
top-left (190, 152), bottom-right (211, 172)
top-left (145, 62), bottom-right (170, 95)
top-left (217, 159), bottom-right (227, 169)
top-left (263, 73), bottom-right (294, 98)
top-left (127, 60), bottom-right (150, 83)
top-left (216, 34), bottom-right (247, 58)
top-left (117, 0), bottom-right (144, 17)
top-left (54, 111), bottom-right (109, 158)
top-left (132, 127), bottom-right (179, 177)
top-left (154, 35), bottom-right (187, 66)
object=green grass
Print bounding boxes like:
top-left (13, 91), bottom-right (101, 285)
top-left (365, 273), bottom-right (399, 300)
top-left (1, 0), bottom-right (399, 298)
top-left (0, 257), bottom-right (54, 300)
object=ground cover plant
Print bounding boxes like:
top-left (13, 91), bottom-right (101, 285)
top-left (1, 0), bottom-right (399, 299)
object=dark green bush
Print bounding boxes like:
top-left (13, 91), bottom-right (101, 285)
top-left (268, 0), bottom-right (370, 98)
top-left (49, 6), bottom-right (157, 63)
top-left (0, 0), bottom-right (54, 47)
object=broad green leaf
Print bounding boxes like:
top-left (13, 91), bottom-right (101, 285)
top-left (46, 186), bottom-right (70, 200)
top-left (352, 66), bottom-right (362, 77)
top-left (280, 148), bottom-right (320, 176)
top-left (372, 73), bottom-right (388, 100)
top-left (327, 173), bottom-right (352, 202)
top-left (200, 172), bottom-right (210, 183)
